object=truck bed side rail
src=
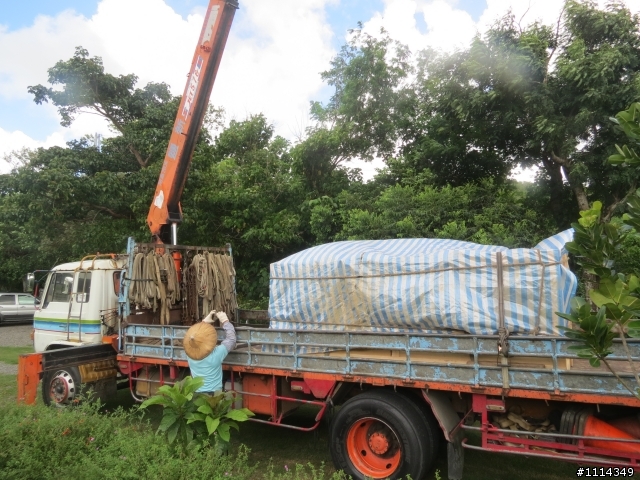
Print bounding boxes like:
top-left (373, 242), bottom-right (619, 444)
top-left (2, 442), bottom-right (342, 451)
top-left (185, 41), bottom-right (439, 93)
top-left (122, 325), bottom-right (640, 399)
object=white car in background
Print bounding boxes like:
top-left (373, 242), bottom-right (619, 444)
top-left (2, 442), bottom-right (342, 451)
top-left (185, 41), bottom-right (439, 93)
top-left (0, 293), bottom-right (39, 323)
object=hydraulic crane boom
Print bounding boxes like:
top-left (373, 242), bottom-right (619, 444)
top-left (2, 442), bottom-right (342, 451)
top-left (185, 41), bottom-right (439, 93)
top-left (147, 0), bottom-right (238, 245)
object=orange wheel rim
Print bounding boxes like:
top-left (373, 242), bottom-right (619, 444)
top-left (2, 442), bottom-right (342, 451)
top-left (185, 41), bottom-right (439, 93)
top-left (346, 417), bottom-right (401, 478)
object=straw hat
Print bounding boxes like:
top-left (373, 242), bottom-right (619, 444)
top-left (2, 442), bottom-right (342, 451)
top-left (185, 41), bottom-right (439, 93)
top-left (183, 322), bottom-right (217, 360)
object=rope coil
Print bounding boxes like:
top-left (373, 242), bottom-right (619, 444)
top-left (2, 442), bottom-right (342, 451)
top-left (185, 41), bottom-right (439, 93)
top-left (127, 250), bottom-right (181, 324)
top-left (128, 248), bottom-right (236, 325)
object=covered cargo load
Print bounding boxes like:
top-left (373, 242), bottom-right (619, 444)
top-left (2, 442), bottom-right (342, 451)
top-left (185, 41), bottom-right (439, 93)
top-left (268, 230), bottom-right (576, 335)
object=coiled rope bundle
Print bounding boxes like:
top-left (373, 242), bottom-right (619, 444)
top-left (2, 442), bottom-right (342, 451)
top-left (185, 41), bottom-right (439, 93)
top-left (190, 252), bottom-right (236, 320)
top-left (127, 251), bottom-right (181, 324)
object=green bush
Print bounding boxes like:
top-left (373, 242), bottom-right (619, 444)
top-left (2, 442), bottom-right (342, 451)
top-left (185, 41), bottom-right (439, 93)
top-left (140, 376), bottom-right (253, 452)
top-left (0, 398), bottom-right (350, 480)
top-left (0, 400), bottom-right (256, 480)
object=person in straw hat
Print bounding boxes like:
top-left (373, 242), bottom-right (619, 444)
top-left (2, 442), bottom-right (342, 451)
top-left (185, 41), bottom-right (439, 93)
top-left (184, 310), bottom-right (236, 394)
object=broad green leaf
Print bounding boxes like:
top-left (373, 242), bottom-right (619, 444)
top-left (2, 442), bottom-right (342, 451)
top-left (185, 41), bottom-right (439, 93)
top-left (238, 408), bottom-right (254, 417)
top-left (166, 420), bottom-right (180, 444)
top-left (597, 279), bottom-right (622, 304)
top-left (217, 423), bottom-right (231, 442)
top-left (140, 396), bottom-right (168, 409)
top-left (570, 296), bottom-right (587, 312)
top-left (181, 376), bottom-right (205, 396)
top-left (156, 385), bottom-right (173, 395)
top-left (225, 409), bottom-right (250, 421)
top-left (173, 393), bottom-right (188, 408)
top-left (158, 412), bottom-right (178, 433)
top-left (589, 290), bottom-right (613, 308)
top-left (197, 403), bottom-right (214, 415)
top-left (206, 417), bottom-right (220, 435)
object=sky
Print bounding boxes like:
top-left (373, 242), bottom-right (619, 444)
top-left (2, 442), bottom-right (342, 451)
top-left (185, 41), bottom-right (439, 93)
top-left (1, 0), bottom-right (639, 179)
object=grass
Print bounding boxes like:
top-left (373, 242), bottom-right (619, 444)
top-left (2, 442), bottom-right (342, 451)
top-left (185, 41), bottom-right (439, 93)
top-left (0, 371), bottom-right (581, 479)
top-left (228, 406), bottom-right (577, 480)
top-left (0, 346), bottom-right (33, 364)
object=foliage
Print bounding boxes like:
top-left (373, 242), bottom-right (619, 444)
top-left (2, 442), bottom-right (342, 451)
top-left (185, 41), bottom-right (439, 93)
top-left (0, 398), bottom-right (258, 480)
top-left (5, 2), bottom-right (640, 300)
top-left (409, 0), bottom-right (640, 220)
top-left (558, 196), bottom-right (640, 395)
top-left (0, 374), bottom-right (580, 480)
top-left (564, 201), bottom-right (625, 277)
top-left (315, 1), bottom-right (640, 228)
top-left (0, 47), bottom-right (207, 291)
top-left (183, 115), bottom-right (309, 299)
top-left (263, 462), bottom-right (350, 480)
top-left (27, 46), bottom-right (179, 168)
top-left (139, 375), bottom-right (253, 452)
top-left (333, 177), bottom-right (555, 247)
top-left (311, 25), bottom-right (412, 163)
top-left (558, 101), bottom-right (640, 397)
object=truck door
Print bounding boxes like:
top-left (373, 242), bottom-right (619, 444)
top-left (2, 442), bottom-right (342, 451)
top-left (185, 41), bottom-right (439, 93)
top-left (0, 294), bottom-right (17, 322)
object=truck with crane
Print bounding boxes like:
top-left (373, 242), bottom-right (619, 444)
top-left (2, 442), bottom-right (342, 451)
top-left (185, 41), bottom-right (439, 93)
top-left (16, 1), bottom-right (640, 479)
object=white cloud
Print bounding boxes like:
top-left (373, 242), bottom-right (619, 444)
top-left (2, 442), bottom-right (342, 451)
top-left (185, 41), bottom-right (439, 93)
top-left (3, 0), bottom-right (640, 183)
top-left (0, 11), bottom-right (99, 101)
top-left (212, 0), bottom-right (336, 136)
top-left (0, 127), bottom-right (66, 174)
top-left (419, 1), bottom-right (477, 51)
top-left (0, 0), bottom-right (337, 161)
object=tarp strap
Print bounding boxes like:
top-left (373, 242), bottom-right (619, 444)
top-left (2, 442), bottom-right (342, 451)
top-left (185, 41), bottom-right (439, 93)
top-left (535, 250), bottom-right (545, 335)
top-left (496, 252), bottom-right (510, 390)
top-left (271, 260), bottom-right (563, 281)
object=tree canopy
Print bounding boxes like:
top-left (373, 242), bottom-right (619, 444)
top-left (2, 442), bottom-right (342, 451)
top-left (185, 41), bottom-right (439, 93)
top-left (2, 0), bottom-right (640, 302)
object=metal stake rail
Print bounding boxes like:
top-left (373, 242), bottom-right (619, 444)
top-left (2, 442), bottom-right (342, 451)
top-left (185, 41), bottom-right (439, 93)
top-left (121, 324), bottom-right (640, 399)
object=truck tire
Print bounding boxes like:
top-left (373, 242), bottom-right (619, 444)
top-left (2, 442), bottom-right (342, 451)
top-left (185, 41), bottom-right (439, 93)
top-left (399, 389), bottom-right (443, 457)
top-left (42, 366), bottom-right (81, 407)
top-left (330, 389), bottom-right (436, 480)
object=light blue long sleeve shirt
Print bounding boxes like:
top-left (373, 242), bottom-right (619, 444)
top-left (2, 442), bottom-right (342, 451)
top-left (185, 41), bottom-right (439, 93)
top-left (187, 322), bottom-right (236, 393)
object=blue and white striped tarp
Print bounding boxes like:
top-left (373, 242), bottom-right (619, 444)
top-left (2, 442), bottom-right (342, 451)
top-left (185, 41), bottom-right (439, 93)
top-left (268, 230), bottom-right (577, 335)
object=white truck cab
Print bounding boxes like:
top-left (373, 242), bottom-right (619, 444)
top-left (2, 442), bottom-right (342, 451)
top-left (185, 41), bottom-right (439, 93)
top-left (33, 256), bottom-right (127, 352)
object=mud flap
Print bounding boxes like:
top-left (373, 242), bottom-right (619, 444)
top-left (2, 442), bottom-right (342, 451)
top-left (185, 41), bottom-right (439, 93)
top-left (447, 430), bottom-right (465, 480)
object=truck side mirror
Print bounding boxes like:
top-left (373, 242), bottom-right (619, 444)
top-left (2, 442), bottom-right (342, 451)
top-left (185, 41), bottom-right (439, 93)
top-left (23, 273), bottom-right (35, 293)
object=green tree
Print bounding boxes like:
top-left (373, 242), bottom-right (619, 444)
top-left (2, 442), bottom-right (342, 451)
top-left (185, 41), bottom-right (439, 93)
top-left (557, 101), bottom-right (640, 398)
top-left (410, 0), bottom-right (640, 223)
top-left (333, 175), bottom-right (554, 247)
top-left (27, 47), bottom-right (182, 169)
top-left (183, 115), bottom-right (309, 299)
top-left (305, 27), bottom-right (412, 176)
top-left (0, 47), bottom-right (188, 289)
top-left (314, 1), bottom-right (640, 229)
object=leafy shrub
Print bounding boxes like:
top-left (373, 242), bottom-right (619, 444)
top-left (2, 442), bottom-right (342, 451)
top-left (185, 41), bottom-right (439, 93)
top-left (0, 400), bottom-right (257, 480)
top-left (140, 376), bottom-right (254, 452)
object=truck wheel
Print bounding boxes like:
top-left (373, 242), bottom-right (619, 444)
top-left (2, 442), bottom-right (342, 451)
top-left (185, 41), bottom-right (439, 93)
top-left (330, 389), bottom-right (435, 480)
top-left (42, 367), bottom-right (81, 407)
top-left (397, 390), bottom-right (441, 466)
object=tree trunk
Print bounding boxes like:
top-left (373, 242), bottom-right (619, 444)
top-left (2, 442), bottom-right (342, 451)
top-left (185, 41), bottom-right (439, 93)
top-left (541, 157), bottom-right (567, 227)
top-left (561, 165), bottom-right (589, 211)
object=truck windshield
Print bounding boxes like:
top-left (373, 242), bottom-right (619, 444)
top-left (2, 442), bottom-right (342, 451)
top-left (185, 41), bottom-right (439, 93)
top-left (42, 271), bottom-right (74, 308)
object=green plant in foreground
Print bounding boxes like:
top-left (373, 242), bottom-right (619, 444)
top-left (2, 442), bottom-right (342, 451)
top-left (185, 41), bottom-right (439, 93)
top-left (557, 102), bottom-right (640, 398)
top-left (560, 195), bottom-right (640, 398)
top-left (140, 375), bottom-right (254, 452)
top-left (0, 398), bottom-right (259, 480)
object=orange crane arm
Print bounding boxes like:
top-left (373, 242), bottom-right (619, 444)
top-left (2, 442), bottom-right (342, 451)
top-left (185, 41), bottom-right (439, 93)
top-left (147, 0), bottom-right (238, 244)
